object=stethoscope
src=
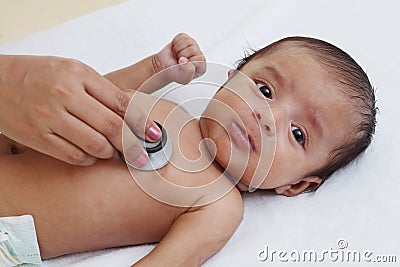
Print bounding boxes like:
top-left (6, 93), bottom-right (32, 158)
top-left (119, 121), bottom-right (173, 171)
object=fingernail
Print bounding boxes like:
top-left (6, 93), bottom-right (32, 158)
top-left (134, 154), bottom-right (148, 167)
top-left (147, 125), bottom-right (161, 140)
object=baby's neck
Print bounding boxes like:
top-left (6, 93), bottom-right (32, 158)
top-left (198, 117), bottom-right (247, 192)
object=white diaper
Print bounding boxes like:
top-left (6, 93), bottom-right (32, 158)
top-left (0, 215), bottom-right (42, 266)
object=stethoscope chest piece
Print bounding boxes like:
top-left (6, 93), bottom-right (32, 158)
top-left (119, 121), bottom-right (173, 171)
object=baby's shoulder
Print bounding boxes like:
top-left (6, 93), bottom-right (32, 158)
top-left (130, 91), bottom-right (191, 117)
top-left (189, 186), bottom-right (244, 219)
top-left (158, 98), bottom-right (189, 114)
top-left (145, 93), bottom-right (191, 115)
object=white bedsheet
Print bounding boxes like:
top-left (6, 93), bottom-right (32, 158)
top-left (1, 0), bottom-right (399, 266)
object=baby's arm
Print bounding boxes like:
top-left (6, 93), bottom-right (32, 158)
top-left (105, 33), bottom-right (205, 93)
top-left (133, 189), bottom-right (243, 267)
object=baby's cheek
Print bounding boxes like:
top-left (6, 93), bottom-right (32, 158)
top-left (262, 153), bottom-right (299, 188)
top-left (214, 137), bottom-right (232, 168)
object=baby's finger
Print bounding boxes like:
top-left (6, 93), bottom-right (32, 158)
top-left (173, 34), bottom-right (198, 51)
top-left (176, 60), bottom-right (196, 84)
top-left (187, 55), bottom-right (207, 78)
top-left (176, 45), bottom-right (202, 61)
top-left (172, 33), bottom-right (192, 49)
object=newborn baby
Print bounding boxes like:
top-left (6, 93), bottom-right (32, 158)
top-left (0, 33), bottom-right (376, 266)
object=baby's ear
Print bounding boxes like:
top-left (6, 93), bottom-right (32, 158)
top-left (274, 176), bottom-right (322, 197)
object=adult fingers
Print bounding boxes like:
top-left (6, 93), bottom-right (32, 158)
top-left (67, 92), bottom-right (159, 167)
top-left (121, 122), bottom-right (148, 167)
top-left (122, 92), bottom-right (161, 142)
top-left (52, 109), bottom-right (116, 159)
top-left (66, 92), bottom-right (127, 154)
top-left (84, 71), bottom-right (131, 118)
top-left (55, 106), bottom-right (147, 167)
top-left (45, 132), bottom-right (97, 166)
top-left (82, 72), bottom-right (161, 142)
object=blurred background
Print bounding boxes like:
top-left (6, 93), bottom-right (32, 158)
top-left (0, 0), bottom-right (125, 44)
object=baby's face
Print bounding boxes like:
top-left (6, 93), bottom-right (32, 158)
top-left (200, 48), bottom-right (354, 195)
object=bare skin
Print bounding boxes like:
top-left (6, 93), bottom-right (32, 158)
top-left (0, 34), bottom-right (244, 267)
top-left (0, 92), bottom-right (243, 265)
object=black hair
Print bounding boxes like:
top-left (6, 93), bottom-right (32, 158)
top-left (236, 36), bottom-right (377, 191)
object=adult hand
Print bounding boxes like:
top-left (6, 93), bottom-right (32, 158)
top-left (0, 55), bottom-right (160, 166)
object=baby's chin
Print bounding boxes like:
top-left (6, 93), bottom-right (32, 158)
top-left (235, 181), bottom-right (250, 192)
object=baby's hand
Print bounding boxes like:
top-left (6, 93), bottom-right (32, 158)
top-left (153, 33), bottom-right (206, 84)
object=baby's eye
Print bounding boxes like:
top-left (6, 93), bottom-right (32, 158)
top-left (291, 125), bottom-right (304, 145)
top-left (257, 83), bottom-right (272, 99)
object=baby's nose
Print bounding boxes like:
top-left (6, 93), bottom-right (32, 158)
top-left (254, 110), bottom-right (275, 137)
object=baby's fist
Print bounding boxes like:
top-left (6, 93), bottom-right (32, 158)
top-left (153, 33), bottom-right (206, 84)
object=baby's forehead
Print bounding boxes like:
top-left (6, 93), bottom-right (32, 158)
top-left (253, 43), bottom-right (314, 61)
top-left (246, 49), bottom-right (338, 89)
top-left (252, 46), bottom-right (323, 71)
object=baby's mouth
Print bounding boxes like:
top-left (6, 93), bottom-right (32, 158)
top-left (229, 122), bottom-right (254, 151)
top-left (234, 111), bottom-right (260, 152)
top-left (248, 132), bottom-right (255, 151)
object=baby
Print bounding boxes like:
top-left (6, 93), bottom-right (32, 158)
top-left (0, 33), bottom-right (376, 266)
